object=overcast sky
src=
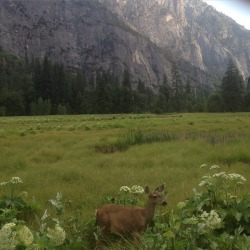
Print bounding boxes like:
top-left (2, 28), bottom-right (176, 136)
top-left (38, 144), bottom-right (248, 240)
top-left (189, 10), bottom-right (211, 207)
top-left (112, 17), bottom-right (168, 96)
top-left (203, 0), bottom-right (250, 30)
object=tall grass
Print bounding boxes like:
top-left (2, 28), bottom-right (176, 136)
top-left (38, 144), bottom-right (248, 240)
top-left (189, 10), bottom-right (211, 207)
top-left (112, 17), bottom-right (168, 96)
top-left (0, 113), bottom-right (250, 222)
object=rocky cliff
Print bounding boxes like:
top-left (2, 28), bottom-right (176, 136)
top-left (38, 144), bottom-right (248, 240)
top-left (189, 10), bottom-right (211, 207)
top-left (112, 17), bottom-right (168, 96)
top-left (0, 0), bottom-right (249, 90)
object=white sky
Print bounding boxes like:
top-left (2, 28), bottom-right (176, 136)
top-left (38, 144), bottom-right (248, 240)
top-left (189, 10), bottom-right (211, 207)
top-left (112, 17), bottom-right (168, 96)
top-left (203, 0), bottom-right (250, 30)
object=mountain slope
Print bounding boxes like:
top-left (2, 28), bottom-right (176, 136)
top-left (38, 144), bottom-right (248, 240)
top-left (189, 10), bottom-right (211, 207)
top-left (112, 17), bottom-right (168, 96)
top-left (0, 0), bottom-right (249, 90)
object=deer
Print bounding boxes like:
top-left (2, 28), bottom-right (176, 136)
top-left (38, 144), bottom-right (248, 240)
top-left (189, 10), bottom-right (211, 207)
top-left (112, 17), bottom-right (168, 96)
top-left (95, 184), bottom-right (167, 239)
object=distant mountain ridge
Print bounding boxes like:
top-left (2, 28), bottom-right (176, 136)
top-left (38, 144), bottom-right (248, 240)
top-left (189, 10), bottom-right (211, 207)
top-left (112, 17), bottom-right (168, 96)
top-left (0, 0), bottom-right (249, 90)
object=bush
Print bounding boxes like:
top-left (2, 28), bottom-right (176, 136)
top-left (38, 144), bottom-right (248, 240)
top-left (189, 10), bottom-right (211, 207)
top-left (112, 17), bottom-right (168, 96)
top-left (141, 165), bottom-right (250, 249)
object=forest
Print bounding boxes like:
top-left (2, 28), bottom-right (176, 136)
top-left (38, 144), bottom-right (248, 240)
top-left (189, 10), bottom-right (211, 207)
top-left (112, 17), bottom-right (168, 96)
top-left (0, 49), bottom-right (250, 116)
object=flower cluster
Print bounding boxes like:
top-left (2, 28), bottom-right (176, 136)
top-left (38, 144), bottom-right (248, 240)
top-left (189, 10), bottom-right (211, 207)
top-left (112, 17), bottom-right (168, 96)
top-left (0, 177), bottom-right (23, 186)
top-left (0, 223), bottom-right (16, 250)
top-left (10, 177), bottom-right (23, 184)
top-left (120, 185), bottom-right (144, 194)
top-left (228, 173), bottom-right (246, 185)
top-left (209, 165), bottom-right (220, 170)
top-left (17, 225), bottom-right (34, 246)
top-left (131, 185), bottom-right (144, 194)
top-left (200, 210), bottom-right (222, 230)
top-left (47, 224), bottom-right (66, 246)
top-left (120, 186), bottom-right (131, 193)
top-left (199, 171), bottom-right (246, 188)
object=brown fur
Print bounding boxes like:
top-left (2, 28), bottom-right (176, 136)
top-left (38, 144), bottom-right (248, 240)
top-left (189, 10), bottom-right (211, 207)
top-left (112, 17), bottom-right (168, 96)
top-left (96, 185), bottom-right (167, 236)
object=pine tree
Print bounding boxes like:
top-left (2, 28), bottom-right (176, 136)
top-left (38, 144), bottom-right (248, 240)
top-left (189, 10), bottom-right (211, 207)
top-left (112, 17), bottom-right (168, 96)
top-left (171, 62), bottom-right (184, 112)
top-left (95, 73), bottom-right (111, 114)
top-left (156, 74), bottom-right (171, 113)
top-left (247, 77), bottom-right (250, 93)
top-left (221, 59), bottom-right (245, 112)
top-left (184, 76), bottom-right (195, 112)
top-left (119, 69), bottom-right (133, 113)
top-left (134, 79), bottom-right (148, 113)
top-left (41, 56), bottom-right (54, 102)
top-left (33, 58), bottom-right (42, 98)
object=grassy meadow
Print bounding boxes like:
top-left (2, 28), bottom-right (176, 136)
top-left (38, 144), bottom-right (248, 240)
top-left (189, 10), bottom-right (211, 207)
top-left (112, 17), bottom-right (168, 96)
top-left (0, 113), bottom-right (250, 222)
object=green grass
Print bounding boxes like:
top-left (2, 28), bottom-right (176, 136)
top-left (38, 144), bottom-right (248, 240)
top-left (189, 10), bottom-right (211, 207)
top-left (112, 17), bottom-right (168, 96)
top-left (0, 113), bottom-right (250, 221)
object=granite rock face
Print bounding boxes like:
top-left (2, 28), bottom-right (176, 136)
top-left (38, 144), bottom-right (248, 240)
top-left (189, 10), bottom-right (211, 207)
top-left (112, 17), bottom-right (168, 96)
top-left (0, 0), bottom-right (249, 89)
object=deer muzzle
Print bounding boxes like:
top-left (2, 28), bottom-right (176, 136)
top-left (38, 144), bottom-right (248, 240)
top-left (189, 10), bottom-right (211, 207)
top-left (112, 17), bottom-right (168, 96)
top-left (162, 200), bottom-right (167, 206)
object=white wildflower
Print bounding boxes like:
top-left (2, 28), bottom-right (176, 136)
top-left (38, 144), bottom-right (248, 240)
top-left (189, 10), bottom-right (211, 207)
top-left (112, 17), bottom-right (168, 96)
top-left (200, 210), bottom-right (222, 230)
top-left (212, 172), bottom-right (227, 179)
top-left (2, 223), bottom-right (16, 230)
top-left (200, 164), bottom-right (207, 168)
top-left (47, 224), bottom-right (66, 246)
top-left (0, 223), bottom-right (17, 250)
top-left (210, 165), bottom-right (220, 170)
top-left (199, 180), bottom-right (207, 187)
top-left (17, 226), bottom-right (34, 246)
top-left (119, 186), bottom-right (131, 193)
top-left (199, 175), bottom-right (213, 187)
top-left (228, 174), bottom-right (246, 183)
top-left (10, 177), bottom-right (23, 184)
top-left (0, 182), bottom-right (8, 186)
top-left (131, 185), bottom-right (144, 194)
top-left (20, 191), bottom-right (28, 197)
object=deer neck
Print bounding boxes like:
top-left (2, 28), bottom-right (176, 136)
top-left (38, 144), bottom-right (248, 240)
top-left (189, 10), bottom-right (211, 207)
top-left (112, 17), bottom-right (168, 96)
top-left (144, 201), bottom-right (156, 224)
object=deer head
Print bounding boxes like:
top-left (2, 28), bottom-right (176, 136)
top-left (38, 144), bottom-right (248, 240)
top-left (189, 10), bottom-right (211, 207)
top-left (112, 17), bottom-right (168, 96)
top-left (145, 184), bottom-right (167, 206)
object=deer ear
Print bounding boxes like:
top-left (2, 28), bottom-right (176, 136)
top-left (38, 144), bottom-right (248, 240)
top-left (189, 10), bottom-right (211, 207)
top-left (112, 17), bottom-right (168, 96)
top-left (156, 184), bottom-right (164, 192)
top-left (144, 186), bottom-right (150, 194)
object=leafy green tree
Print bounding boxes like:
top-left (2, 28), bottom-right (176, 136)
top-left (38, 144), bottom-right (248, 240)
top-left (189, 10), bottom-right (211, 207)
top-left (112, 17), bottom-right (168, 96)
top-left (171, 62), bottom-right (184, 112)
top-left (221, 59), bottom-right (245, 112)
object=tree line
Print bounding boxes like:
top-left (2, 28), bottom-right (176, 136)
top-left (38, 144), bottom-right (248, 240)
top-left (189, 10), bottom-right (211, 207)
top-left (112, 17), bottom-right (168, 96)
top-left (0, 50), bottom-right (249, 116)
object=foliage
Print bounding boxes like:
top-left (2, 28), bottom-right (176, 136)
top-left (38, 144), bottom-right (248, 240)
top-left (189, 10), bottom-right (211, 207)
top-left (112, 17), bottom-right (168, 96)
top-left (0, 163), bottom-right (250, 249)
top-left (0, 177), bottom-right (97, 249)
top-left (221, 58), bottom-right (245, 112)
top-left (141, 165), bottom-right (250, 249)
top-left (2, 49), bottom-right (249, 116)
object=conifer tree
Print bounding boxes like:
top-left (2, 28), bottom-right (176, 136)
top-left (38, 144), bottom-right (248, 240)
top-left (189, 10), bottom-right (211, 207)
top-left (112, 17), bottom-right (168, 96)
top-left (119, 69), bottom-right (133, 113)
top-left (171, 62), bottom-right (184, 112)
top-left (156, 74), bottom-right (171, 113)
top-left (41, 56), bottom-right (54, 102)
top-left (134, 79), bottom-right (148, 113)
top-left (221, 58), bottom-right (245, 112)
top-left (95, 73), bottom-right (111, 114)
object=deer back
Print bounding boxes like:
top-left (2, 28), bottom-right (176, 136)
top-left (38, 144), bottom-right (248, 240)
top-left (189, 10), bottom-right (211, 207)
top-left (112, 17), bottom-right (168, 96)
top-left (96, 204), bottom-right (147, 233)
